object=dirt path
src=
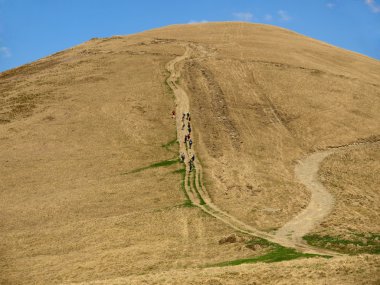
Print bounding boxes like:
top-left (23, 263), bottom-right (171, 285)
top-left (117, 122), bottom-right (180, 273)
top-left (275, 150), bottom-right (335, 243)
top-left (166, 45), bottom-right (341, 256)
top-left (275, 142), bottom-right (379, 243)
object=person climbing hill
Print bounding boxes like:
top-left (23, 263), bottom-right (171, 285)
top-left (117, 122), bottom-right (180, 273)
top-left (180, 152), bottom-right (185, 162)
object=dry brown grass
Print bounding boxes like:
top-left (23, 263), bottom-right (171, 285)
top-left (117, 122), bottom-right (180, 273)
top-left (0, 22), bottom-right (379, 284)
top-left (319, 143), bottom-right (380, 234)
top-left (172, 23), bottom-right (380, 232)
top-left (73, 255), bottom-right (380, 285)
top-left (0, 27), bottom-right (265, 285)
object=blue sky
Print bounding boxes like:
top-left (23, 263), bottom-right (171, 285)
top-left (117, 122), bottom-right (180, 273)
top-left (0, 0), bottom-right (379, 72)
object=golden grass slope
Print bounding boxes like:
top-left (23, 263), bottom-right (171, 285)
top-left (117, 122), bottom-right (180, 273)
top-left (0, 34), bottom-right (264, 284)
top-left (319, 144), bottom-right (380, 234)
top-left (73, 255), bottom-right (380, 285)
top-left (0, 22), bottom-right (379, 284)
top-left (164, 23), bottom-right (380, 232)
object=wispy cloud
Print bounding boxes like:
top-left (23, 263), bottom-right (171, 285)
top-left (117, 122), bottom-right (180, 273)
top-left (233, 12), bottom-right (254, 22)
top-left (277, 10), bottom-right (291, 21)
top-left (0, 46), bottom-right (11, 58)
top-left (188, 19), bottom-right (208, 24)
top-left (264, 14), bottom-right (273, 22)
top-left (326, 3), bottom-right (335, 8)
top-left (365, 0), bottom-right (380, 13)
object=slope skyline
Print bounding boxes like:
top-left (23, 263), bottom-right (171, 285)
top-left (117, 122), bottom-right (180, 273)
top-left (1, 0), bottom-right (379, 72)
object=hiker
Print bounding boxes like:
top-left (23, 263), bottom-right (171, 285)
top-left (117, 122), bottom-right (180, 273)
top-left (191, 154), bottom-right (195, 162)
top-left (188, 126), bottom-right (192, 134)
top-left (184, 135), bottom-right (188, 143)
top-left (172, 110), bottom-right (176, 119)
top-left (182, 113), bottom-right (186, 120)
top-left (180, 153), bottom-right (185, 162)
top-left (187, 122), bottom-right (191, 128)
top-left (189, 138), bottom-right (193, 149)
top-left (186, 112), bottom-right (190, 120)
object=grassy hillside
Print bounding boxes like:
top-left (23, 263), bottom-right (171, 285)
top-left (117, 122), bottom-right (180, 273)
top-left (0, 22), bottom-right (379, 284)
top-left (154, 22), bottom-right (380, 232)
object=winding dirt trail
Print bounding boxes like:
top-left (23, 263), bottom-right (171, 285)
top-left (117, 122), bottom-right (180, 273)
top-left (275, 150), bottom-right (335, 243)
top-left (275, 142), bottom-right (379, 243)
top-left (166, 45), bottom-right (342, 256)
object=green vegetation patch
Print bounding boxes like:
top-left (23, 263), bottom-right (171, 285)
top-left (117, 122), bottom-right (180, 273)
top-left (125, 158), bottom-right (179, 174)
top-left (182, 199), bottom-right (194, 208)
top-left (211, 237), bottom-right (329, 267)
top-left (245, 236), bottom-right (274, 247)
top-left (214, 247), bottom-right (321, 267)
top-left (303, 233), bottom-right (380, 254)
top-left (161, 138), bottom-right (178, 152)
top-left (149, 159), bottom-right (179, 168)
top-left (172, 168), bottom-right (186, 174)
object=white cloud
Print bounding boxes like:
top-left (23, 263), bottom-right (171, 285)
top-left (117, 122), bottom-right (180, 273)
top-left (188, 19), bottom-right (208, 24)
top-left (277, 10), bottom-right (291, 21)
top-left (0, 46), bottom-right (11, 58)
top-left (233, 12), bottom-right (254, 22)
top-left (365, 0), bottom-right (380, 13)
top-left (264, 14), bottom-right (273, 21)
top-left (326, 3), bottom-right (335, 8)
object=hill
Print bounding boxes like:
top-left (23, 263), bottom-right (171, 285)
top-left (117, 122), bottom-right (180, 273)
top-left (0, 22), bottom-right (379, 284)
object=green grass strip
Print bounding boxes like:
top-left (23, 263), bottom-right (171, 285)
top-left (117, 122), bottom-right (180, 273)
top-left (303, 234), bottom-right (380, 254)
top-left (183, 199), bottom-right (194, 207)
top-left (125, 158), bottom-right (179, 174)
top-left (161, 138), bottom-right (178, 152)
top-left (172, 168), bottom-right (186, 174)
top-left (212, 245), bottom-right (329, 267)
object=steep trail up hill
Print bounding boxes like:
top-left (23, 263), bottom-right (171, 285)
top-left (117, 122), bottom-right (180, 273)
top-left (167, 43), bottom-right (344, 256)
top-left (1, 22), bottom-right (380, 284)
top-left (154, 23), bottom-right (380, 238)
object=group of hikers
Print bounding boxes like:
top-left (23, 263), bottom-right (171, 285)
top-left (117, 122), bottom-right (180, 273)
top-left (181, 112), bottom-right (193, 149)
top-left (179, 151), bottom-right (195, 171)
top-left (173, 110), bottom-right (196, 172)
